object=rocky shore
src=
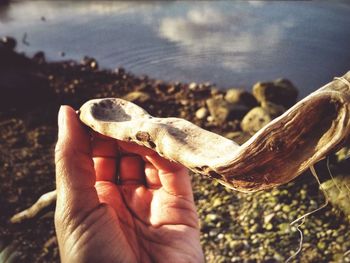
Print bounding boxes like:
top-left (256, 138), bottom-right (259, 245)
top-left (0, 37), bottom-right (349, 262)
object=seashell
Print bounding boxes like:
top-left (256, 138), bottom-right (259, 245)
top-left (79, 72), bottom-right (350, 192)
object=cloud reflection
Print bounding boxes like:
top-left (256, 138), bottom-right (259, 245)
top-left (159, 6), bottom-right (295, 71)
top-left (3, 1), bottom-right (159, 23)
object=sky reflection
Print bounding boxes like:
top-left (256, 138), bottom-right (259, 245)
top-left (158, 5), bottom-right (296, 71)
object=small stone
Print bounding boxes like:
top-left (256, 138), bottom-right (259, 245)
top-left (252, 78), bottom-right (298, 108)
top-left (230, 241), bottom-right (245, 252)
top-left (249, 224), bottom-right (259, 233)
top-left (115, 67), bottom-right (125, 75)
top-left (265, 223), bottom-right (273, 230)
top-left (225, 88), bottom-right (258, 108)
top-left (282, 205), bottom-right (291, 213)
top-left (209, 229), bottom-right (219, 237)
top-left (206, 96), bottom-right (249, 124)
top-left (206, 96), bottom-right (230, 124)
top-left (317, 241), bottom-right (326, 250)
top-left (33, 51), bottom-right (46, 63)
top-left (260, 101), bottom-right (285, 118)
top-left (212, 198), bottom-right (222, 207)
top-left (189, 82), bottom-right (198, 90)
top-left (264, 213), bottom-right (275, 224)
top-left (210, 87), bottom-right (220, 96)
top-left (81, 56), bottom-right (98, 70)
top-left (195, 107), bottom-right (208, 120)
top-left (278, 223), bottom-right (290, 233)
top-left (207, 115), bottom-right (214, 123)
top-left (1, 36), bottom-right (17, 50)
top-left (231, 256), bottom-right (241, 262)
top-left (205, 213), bottom-right (218, 222)
top-left (122, 91), bottom-right (151, 104)
top-left (336, 147), bottom-right (350, 162)
top-left (241, 107), bottom-right (272, 134)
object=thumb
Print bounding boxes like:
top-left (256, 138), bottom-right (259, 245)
top-left (55, 106), bottom-right (99, 218)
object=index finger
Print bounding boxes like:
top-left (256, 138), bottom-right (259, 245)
top-left (92, 135), bottom-right (119, 182)
top-left (118, 140), bottom-right (192, 197)
top-left (117, 140), bottom-right (156, 157)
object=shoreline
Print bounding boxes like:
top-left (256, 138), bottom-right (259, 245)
top-left (1, 37), bottom-right (349, 262)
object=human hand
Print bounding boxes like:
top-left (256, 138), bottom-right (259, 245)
top-left (54, 106), bottom-right (204, 263)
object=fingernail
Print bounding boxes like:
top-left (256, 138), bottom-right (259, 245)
top-left (58, 106), bottom-right (66, 138)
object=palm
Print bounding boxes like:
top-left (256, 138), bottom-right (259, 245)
top-left (55, 107), bottom-right (203, 263)
top-left (93, 182), bottom-right (201, 263)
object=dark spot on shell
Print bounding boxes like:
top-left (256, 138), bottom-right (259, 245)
top-left (100, 99), bottom-right (114, 109)
top-left (136, 131), bottom-right (151, 142)
top-left (195, 166), bottom-right (204, 172)
top-left (148, 141), bottom-right (156, 149)
top-left (208, 170), bottom-right (221, 179)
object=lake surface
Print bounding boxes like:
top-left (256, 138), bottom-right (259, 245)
top-left (1, 1), bottom-right (350, 97)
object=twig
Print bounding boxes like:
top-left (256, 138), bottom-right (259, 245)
top-left (286, 165), bottom-right (329, 262)
top-left (10, 190), bottom-right (57, 224)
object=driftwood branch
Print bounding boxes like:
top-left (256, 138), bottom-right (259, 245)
top-left (80, 71), bottom-right (350, 192)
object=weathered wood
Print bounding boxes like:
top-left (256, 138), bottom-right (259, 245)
top-left (80, 71), bottom-right (350, 192)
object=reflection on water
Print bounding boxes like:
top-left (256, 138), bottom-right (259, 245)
top-left (158, 6), bottom-right (294, 71)
top-left (1, 1), bottom-right (350, 96)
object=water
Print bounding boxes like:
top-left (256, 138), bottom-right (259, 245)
top-left (1, 1), bottom-right (350, 97)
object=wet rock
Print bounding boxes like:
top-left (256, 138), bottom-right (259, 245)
top-left (264, 213), bottom-right (275, 224)
top-left (81, 56), bottom-right (99, 70)
top-left (264, 223), bottom-right (273, 230)
top-left (206, 96), bottom-right (249, 124)
top-left (281, 205), bottom-right (291, 213)
top-left (195, 107), bottom-right (208, 120)
top-left (0, 36), bottom-right (16, 50)
top-left (115, 67), bottom-right (125, 75)
top-left (321, 175), bottom-right (350, 216)
top-left (241, 107), bottom-right (272, 134)
top-left (231, 256), bottom-right (241, 262)
top-left (33, 51), bottom-right (46, 64)
top-left (122, 91), bottom-right (151, 104)
top-left (336, 147), bottom-right (350, 162)
top-left (225, 88), bottom-right (258, 108)
top-left (278, 223), bottom-right (290, 233)
top-left (189, 82), bottom-right (198, 90)
top-left (261, 101), bottom-right (285, 118)
top-left (230, 240), bottom-right (245, 252)
top-left (210, 87), bottom-right (220, 96)
top-left (252, 78), bottom-right (298, 108)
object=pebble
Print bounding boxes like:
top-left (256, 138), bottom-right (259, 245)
top-left (189, 82), bottom-right (198, 90)
top-left (1, 36), bottom-right (17, 50)
top-left (122, 91), bottom-right (150, 103)
top-left (241, 107), bottom-right (272, 134)
top-left (195, 107), bottom-right (208, 120)
top-left (225, 88), bottom-right (258, 108)
top-left (252, 78), bottom-right (298, 108)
